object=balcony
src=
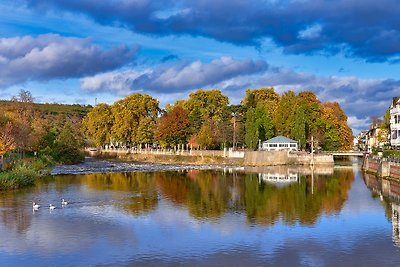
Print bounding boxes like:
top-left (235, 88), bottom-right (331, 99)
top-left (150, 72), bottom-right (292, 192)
top-left (391, 138), bottom-right (400, 146)
top-left (391, 106), bottom-right (400, 115)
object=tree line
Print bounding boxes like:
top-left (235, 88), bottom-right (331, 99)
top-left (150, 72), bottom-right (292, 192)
top-left (83, 88), bottom-right (353, 151)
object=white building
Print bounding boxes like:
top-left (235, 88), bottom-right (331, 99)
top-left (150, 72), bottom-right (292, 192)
top-left (390, 97), bottom-right (400, 148)
top-left (260, 136), bottom-right (298, 151)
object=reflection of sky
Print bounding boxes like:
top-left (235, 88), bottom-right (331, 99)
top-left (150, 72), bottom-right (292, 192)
top-left (1, 169), bottom-right (400, 266)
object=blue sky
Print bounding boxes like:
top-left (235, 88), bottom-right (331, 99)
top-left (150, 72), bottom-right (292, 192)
top-left (1, 0), bottom-right (400, 133)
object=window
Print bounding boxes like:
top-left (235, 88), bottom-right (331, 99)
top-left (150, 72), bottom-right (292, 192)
top-left (290, 144), bottom-right (296, 147)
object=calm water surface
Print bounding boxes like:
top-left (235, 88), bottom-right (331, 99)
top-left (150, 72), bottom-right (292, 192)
top-left (1, 162), bottom-right (400, 266)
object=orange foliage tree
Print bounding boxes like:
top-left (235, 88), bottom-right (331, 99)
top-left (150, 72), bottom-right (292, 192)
top-left (155, 106), bottom-right (190, 147)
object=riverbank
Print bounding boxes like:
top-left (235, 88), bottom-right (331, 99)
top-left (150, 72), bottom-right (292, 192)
top-left (89, 148), bottom-right (334, 166)
top-left (362, 155), bottom-right (400, 179)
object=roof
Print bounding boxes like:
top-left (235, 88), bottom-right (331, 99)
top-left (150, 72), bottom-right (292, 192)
top-left (392, 97), bottom-right (400, 107)
top-left (263, 136), bottom-right (297, 144)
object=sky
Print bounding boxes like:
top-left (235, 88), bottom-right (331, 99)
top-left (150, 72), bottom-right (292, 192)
top-left (1, 0), bottom-right (400, 133)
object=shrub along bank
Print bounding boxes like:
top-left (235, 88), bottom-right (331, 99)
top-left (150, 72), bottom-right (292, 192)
top-left (0, 157), bottom-right (54, 190)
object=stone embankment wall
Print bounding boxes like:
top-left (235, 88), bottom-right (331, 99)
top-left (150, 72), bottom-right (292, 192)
top-left (363, 156), bottom-right (400, 178)
top-left (243, 151), bottom-right (333, 166)
top-left (87, 148), bottom-right (333, 166)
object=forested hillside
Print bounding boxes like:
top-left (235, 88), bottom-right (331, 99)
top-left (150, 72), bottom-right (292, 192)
top-left (0, 90), bottom-right (91, 164)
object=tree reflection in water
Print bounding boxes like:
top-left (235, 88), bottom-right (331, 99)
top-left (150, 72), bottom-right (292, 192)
top-left (83, 172), bottom-right (159, 215)
top-left (155, 169), bottom-right (354, 225)
top-left (0, 168), bottom-right (356, 235)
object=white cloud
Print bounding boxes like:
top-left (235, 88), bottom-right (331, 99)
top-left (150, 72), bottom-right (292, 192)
top-left (80, 56), bottom-right (268, 94)
top-left (298, 24), bottom-right (323, 40)
top-left (81, 70), bottom-right (146, 95)
top-left (347, 116), bottom-right (370, 133)
top-left (0, 34), bottom-right (137, 88)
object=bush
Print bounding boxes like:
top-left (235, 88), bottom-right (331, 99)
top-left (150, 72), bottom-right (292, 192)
top-left (0, 164), bottom-right (36, 190)
top-left (52, 145), bottom-right (84, 164)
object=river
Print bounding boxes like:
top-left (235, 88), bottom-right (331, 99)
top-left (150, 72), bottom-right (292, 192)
top-left (1, 158), bottom-right (399, 266)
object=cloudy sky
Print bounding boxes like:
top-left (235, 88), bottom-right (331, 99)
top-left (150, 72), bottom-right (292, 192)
top-left (1, 0), bottom-right (400, 133)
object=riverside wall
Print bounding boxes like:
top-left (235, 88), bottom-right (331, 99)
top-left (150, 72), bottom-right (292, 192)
top-left (243, 151), bottom-right (333, 166)
top-left (363, 156), bottom-right (400, 179)
top-left (87, 148), bottom-right (334, 166)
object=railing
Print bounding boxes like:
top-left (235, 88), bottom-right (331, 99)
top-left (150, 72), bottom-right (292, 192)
top-left (392, 139), bottom-right (400, 145)
top-left (323, 151), bottom-right (365, 157)
top-left (390, 107), bottom-right (400, 115)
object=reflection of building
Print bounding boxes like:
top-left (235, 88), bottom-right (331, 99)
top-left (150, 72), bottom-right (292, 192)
top-left (392, 203), bottom-right (400, 247)
top-left (258, 172), bottom-right (298, 185)
top-left (260, 136), bottom-right (298, 151)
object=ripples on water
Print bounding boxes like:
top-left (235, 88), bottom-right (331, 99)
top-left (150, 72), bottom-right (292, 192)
top-left (1, 161), bottom-right (400, 266)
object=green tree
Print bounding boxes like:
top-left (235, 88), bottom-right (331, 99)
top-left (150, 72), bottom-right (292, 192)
top-left (292, 105), bottom-right (306, 149)
top-left (255, 103), bottom-right (274, 141)
top-left (298, 91), bottom-right (323, 144)
top-left (245, 108), bottom-right (258, 149)
top-left (275, 90), bottom-right (297, 136)
top-left (383, 109), bottom-right (390, 130)
top-left (52, 122), bottom-right (85, 164)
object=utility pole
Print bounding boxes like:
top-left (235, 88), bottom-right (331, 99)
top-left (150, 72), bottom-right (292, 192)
top-left (232, 112), bottom-right (236, 150)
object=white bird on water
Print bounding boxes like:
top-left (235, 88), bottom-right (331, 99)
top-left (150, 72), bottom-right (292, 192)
top-left (61, 199), bottom-right (68, 206)
top-left (32, 202), bottom-right (40, 210)
top-left (49, 204), bottom-right (56, 210)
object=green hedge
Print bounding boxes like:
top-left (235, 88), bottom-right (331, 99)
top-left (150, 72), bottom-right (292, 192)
top-left (383, 150), bottom-right (400, 158)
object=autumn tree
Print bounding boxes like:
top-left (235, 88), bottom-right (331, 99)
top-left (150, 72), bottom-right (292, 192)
top-left (241, 87), bottom-right (280, 121)
top-left (321, 102), bottom-right (353, 150)
top-left (155, 106), bottom-right (190, 147)
top-left (111, 93), bottom-right (160, 145)
top-left (83, 103), bottom-right (114, 147)
top-left (197, 123), bottom-right (214, 149)
top-left (183, 89), bottom-right (229, 133)
top-left (0, 121), bottom-right (16, 166)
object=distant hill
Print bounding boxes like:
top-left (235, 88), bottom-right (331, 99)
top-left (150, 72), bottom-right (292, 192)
top-left (0, 100), bottom-right (92, 118)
